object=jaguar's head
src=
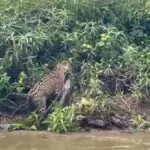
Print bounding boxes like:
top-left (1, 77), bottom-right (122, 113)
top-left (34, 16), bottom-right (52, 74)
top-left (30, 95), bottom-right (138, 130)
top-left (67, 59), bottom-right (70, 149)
top-left (56, 61), bottom-right (71, 75)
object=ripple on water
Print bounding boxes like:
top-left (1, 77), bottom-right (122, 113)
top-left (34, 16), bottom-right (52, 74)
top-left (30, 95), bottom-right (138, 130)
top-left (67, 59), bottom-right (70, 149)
top-left (0, 131), bottom-right (150, 150)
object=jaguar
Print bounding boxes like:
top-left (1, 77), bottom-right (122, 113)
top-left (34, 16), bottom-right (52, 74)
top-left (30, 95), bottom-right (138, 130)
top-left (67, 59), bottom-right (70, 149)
top-left (27, 61), bottom-right (71, 115)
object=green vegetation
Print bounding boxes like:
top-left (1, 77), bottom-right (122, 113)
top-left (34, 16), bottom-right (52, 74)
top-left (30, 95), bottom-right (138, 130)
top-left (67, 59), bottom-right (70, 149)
top-left (45, 105), bottom-right (78, 133)
top-left (130, 115), bottom-right (150, 132)
top-left (9, 112), bottom-right (40, 131)
top-left (0, 0), bottom-right (150, 132)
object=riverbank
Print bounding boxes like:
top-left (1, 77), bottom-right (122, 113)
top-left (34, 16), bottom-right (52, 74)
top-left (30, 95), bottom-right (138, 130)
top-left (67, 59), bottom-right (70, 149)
top-left (0, 0), bottom-right (149, 133)
top-left (0, 95), bottom-right (150, 133)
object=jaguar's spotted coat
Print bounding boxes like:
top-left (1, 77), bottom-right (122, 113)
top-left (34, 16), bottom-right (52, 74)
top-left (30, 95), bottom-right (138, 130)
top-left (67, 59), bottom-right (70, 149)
top-left (27, 61), bottom-right (70, 115)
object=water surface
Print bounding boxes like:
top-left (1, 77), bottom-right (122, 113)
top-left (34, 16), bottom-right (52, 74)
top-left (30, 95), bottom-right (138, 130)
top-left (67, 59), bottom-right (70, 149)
top-left (0, 130), bottom-right (150, 150)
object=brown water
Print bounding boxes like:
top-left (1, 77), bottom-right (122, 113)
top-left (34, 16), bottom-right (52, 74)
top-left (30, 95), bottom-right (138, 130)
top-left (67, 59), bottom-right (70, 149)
top-left (0, 131), bottom-right (150, 150)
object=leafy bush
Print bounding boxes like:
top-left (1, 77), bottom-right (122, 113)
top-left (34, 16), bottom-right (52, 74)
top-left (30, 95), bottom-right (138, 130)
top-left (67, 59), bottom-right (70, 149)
top-left (44, 105), bottom-right (78, 133)
top-left (43, 98), bottom-right (98, 133)
top-left (0, 0), bottom-right (149, 132)
top-left (9, 112), bottom-right (41, 131)
top-left (0, 72), bottom-right (10, 98)
top-left (130, 115), bottom-right (150, 131)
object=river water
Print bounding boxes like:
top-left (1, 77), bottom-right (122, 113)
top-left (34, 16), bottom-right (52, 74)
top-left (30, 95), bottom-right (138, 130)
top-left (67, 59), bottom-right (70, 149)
top-left (0, 130), bottom-right (150, 150)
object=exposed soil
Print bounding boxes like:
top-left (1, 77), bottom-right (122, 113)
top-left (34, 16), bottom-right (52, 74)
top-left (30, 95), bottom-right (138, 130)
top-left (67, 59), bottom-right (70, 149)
top-left (0, 95), bottom-right (150, 132)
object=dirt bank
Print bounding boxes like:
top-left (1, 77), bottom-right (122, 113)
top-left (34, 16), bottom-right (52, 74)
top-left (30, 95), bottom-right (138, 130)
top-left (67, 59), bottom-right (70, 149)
top-left (1, 95), bottom-right (150, 133)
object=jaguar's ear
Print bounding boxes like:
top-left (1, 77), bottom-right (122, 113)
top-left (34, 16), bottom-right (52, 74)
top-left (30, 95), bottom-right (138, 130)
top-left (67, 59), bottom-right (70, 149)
top-left (56, 61), bottom-right (70, 71)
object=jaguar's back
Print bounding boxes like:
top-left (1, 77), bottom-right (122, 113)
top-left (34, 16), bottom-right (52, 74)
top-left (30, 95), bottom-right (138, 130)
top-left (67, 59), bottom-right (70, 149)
top-left (27, 61), bottom-right (70, 115)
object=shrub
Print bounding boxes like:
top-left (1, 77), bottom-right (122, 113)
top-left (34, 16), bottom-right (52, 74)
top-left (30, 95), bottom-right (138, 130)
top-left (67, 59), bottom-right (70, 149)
top-left (0, 0), bottom-right (149, 132)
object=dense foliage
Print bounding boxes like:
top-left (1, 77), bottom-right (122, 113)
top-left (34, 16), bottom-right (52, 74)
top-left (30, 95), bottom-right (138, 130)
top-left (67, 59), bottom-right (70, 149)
top-left (0, 0), bottom-right (149, 132)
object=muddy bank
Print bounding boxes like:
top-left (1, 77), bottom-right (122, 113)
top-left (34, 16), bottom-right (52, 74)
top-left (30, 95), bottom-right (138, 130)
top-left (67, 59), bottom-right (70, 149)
top-left (1, 96), bottom-right (150, 133)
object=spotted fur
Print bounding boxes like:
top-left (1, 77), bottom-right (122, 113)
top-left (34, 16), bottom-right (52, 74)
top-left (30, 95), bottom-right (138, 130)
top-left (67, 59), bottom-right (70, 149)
top-left (27, 61), bottom-right (70, 115)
